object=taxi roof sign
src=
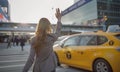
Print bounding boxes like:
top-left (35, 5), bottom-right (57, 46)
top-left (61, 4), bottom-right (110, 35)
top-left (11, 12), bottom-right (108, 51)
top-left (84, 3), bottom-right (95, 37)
top-left (106, 25), bottom-right (120, 32)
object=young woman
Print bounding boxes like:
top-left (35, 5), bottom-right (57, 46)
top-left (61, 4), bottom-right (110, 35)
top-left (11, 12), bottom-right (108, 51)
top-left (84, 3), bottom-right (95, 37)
top-left (23, 8), bottom-right (62, 72)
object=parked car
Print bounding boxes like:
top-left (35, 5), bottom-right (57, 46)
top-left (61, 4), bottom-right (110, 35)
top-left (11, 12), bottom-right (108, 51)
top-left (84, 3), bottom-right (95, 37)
top-left (53, 31), bottom-right (120, 72)
top-left (106, 25), bottom-right (120, 32)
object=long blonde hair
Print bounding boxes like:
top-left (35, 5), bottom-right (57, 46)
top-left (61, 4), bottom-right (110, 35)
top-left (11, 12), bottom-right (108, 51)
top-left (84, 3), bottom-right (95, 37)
top-left (33, 18), bottom-right (52, 55)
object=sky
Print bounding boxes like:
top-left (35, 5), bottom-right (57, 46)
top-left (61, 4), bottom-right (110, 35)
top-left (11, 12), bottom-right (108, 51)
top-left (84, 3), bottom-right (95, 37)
top-left (8, 0), bottom-right (73, 24)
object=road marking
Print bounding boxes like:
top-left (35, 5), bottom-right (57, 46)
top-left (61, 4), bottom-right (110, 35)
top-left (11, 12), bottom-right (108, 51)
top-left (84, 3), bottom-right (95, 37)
top-left (0, 60), bottom-right (27, 63)
top-left (0, 64), bottom-right (25, 68)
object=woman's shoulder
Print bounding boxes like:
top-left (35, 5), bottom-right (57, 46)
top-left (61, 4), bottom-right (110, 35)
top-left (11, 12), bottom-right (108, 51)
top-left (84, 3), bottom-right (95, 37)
top-left (47, 33), bottom-right (58, 41)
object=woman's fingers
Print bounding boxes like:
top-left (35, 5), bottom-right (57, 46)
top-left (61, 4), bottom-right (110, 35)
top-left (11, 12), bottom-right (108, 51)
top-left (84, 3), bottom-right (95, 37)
top-left (55, 8), bottom-right (61, 20)
top-left (56, 8), bottom-right (60, 14)
top-left (57, 8), bottom-right (60, 13)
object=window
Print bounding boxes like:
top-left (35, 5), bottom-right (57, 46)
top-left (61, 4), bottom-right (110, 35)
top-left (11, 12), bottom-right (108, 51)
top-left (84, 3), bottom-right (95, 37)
top-left (63, 36), bottom-right (80, 47)
top-left (79, 35), bottom-right (97, 46)
top-left (78, 35), bottom-right (108, 46)
top-left (97, 36), bottom-right (108, 45)
top-left (87, 36), bottom-right (97, 45)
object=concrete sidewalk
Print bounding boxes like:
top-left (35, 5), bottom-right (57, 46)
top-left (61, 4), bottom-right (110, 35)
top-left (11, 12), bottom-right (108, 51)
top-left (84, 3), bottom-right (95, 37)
top-left (0, 43), bottom-right (30, 56)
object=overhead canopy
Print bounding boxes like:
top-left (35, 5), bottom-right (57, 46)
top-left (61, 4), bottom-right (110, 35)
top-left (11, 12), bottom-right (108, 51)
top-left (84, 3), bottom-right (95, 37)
top-left (0, 0), bottom-right (8, 7)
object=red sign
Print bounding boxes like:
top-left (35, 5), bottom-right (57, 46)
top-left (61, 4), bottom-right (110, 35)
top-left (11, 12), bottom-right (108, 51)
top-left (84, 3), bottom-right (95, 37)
top-left (0, 13), bottom-right (3, 19)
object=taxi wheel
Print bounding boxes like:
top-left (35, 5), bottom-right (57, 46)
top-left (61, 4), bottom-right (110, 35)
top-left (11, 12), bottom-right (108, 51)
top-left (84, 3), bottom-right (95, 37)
top-left (93, 59), bottom-right (113, 72)
top-left (54, 52), bottom-right (60, 66)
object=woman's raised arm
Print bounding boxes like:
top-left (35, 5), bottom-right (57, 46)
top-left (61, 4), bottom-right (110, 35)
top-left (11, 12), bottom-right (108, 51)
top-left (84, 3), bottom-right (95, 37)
top-left (55, 8), bottom-right (62, 37)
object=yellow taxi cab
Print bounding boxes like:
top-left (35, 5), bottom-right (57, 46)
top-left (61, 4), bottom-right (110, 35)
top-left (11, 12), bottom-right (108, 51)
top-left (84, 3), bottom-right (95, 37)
top-left (53, 31), bottom-right (120, 72)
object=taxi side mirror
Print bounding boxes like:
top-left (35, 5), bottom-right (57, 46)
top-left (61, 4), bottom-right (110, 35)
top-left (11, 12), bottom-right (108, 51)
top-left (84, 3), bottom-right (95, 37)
top-left (59, 42), bottom-right (64, 48)
top-left (63, 45), bottom-right (70, 48)
top-left (60, 43), bottom-right (69, 48)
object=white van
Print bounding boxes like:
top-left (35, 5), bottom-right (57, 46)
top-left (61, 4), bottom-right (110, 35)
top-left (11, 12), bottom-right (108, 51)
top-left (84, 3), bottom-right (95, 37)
top-left (106, 25), bottom-right (120, 32)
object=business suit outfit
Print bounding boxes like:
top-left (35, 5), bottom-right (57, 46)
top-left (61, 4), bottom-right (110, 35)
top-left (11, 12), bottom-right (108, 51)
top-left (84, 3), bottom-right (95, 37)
top-left (23, 21), bottom-right (62, 72)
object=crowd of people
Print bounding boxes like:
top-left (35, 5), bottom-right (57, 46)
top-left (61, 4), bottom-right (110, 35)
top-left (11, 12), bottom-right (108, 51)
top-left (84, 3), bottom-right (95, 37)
top-left (6, 35), bottom-right (30, 51)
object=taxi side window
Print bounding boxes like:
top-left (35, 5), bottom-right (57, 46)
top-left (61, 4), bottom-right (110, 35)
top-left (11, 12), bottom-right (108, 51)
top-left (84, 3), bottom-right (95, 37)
top-left (87, 36), bottom-right (97, 45)
top-left (97, 36), bottom-right (108, 45)
top-left (79, 35), bottom-right (97, 46)
top-left (63, 36), bottom-right (80, 47)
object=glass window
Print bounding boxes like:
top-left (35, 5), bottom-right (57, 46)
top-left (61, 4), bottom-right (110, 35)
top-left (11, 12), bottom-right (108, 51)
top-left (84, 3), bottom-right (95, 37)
top-left (54, 36), bottom-right (68, 45)
top-left (87, 36), bottom-right (97, 45)
top-left (97, 36), bottom-right (108, 45)
top-left (79, 35), bottom-right (108, 46)
top-left (79, 35), bottom-right (97, 46)
top-left (63, 36), bottom-right (80, 47)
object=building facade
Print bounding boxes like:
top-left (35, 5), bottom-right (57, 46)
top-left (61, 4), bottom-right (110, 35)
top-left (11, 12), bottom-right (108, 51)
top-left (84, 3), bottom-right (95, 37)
top-left (61, 0), bottom-right (120, 26)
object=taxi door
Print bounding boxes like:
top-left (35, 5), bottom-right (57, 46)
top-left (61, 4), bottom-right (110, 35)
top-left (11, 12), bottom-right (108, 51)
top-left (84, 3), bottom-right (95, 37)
top-left (55, 45), bottom-right (69, 64)
top-left (70, 35), bottom-right (97, 68)
top-left (61, 35), bottom-right (80, 65)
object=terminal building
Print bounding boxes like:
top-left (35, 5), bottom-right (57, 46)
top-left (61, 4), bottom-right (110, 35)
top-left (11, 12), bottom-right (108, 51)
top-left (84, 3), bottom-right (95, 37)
top-left (1, 0), bottom-right (119, 42)
top-left (61, 0), bottom-right (120, 26)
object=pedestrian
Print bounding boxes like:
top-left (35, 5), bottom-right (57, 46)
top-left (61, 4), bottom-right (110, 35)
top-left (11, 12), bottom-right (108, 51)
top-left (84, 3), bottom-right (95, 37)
top-left (15, 36), bottom-right (20, 46)
top-left (7, 36), bottom-right (12, 48)
top-left (12, 36), bottom-right (15, 46)
top-left (22, 8), bottom-right (62, 72)
top-left (20, 36), bottom-right (26, 51)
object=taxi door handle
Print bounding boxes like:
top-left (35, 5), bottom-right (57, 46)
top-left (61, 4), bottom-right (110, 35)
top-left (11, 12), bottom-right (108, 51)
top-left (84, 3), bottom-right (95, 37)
top-left (80, 51), bottom-right (84, 54)
top-left (64, 51), bottom-right (69, 54)
top-left (89, 50), bottom-right (96, 52)
top-left (77, 51), bottom-right (81, 53)
top-left (64, 52), bottom-right (67, 54)
top-left (77, 51), bottom-right (84, 54)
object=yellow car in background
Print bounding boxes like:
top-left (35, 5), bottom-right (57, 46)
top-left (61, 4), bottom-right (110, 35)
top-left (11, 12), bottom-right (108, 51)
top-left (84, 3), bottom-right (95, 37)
top-left (54, 31), bottom-right (120, 72)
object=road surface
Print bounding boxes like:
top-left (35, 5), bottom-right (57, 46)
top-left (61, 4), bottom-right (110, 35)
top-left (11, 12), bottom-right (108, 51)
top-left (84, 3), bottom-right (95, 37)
top-left (0, 43), bottom-right (90, 72)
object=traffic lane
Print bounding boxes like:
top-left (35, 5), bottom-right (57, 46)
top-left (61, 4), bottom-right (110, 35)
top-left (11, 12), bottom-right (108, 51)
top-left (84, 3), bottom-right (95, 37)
top-left (58, 64), bottom-right (91, 72)
top-left (0, 54), bottom-right (28, 61)
top-left (0, 66), bottom-right (90, 72)
top-left (0, 46), bottom-right (90, 72)
top-left (0, 56), bottom-right (90, 72)
top-left (0, 56), bottom-right (91, 72)
top-left (0, 60), bottom-right (90, 72)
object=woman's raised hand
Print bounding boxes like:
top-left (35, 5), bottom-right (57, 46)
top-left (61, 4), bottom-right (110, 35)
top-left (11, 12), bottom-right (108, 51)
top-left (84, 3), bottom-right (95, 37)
top-left (55, 8), bottom-right (61, 21)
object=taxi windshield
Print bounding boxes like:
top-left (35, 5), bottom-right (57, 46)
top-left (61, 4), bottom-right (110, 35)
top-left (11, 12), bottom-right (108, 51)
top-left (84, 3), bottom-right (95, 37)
top-left (54, 36), bottom-right (68, 45)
